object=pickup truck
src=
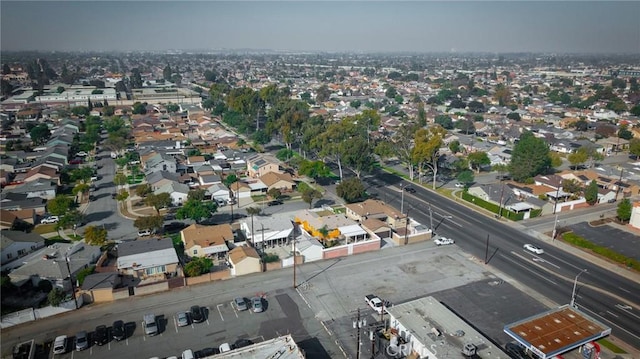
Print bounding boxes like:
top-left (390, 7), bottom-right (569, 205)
top-left (365, 294), bottom-right (391, 314)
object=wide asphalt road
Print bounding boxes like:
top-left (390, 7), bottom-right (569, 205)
top-left (362, 171), bottom-right (640, 350)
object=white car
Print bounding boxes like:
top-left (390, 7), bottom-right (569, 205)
top-left (454, 182), bottom-right (465, 188)
top-left (76, 151), bottom-right (88, 157)
top-left (524, 244), bottom-right (544, 255)
top-left (138, 230), bottom-right (151, 237)
top-left (41, 216), bottom-right (59, 224)
top-left (434, 237), bottom-right (455, 246)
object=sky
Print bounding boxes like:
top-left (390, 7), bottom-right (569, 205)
top-left (1, 1), bottom-right (639, 54)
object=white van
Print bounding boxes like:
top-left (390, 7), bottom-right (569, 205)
top-left (219, 343), bottom-right (231, 353)
top-left (181, 349), bottom-right (195, 359)
top-left (53, 335), bottom-right (67, 354)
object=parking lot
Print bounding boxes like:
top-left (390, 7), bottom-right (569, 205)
top-left (568, 222), bottom-right (640, 261)
top-left (44, 288), bottom-right (330, 359)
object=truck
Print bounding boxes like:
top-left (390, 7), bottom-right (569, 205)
top-left (365, 294), bottom-right (391, 314)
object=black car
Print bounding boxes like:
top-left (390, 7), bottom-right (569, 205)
top-left (94, 325), bottom-right (108, 346)
top-left (232, 338), bottom-right (254, 349)
top-left (267, 199), bottom-right (283, 206)
top-left (404, 186), bottom-right (416, 193)
top-left (111, 193), bottom-right (117, 199)
top-left (195, 347), bottom-right (220, 358)
top-left (190, 305), bottom-right (204, 323)
top-left (112, 320), bottom-right (125, 341)
top-left (505, 343), bottom-right (527, 359)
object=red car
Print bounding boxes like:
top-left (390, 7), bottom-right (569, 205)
top-left (69, 159), bottom-right (83, 164)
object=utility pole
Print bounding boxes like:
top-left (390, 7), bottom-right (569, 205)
top-left (551, 213), bottom-right (559, 241)
top-left (497, 183), bottom-right (506, 218)
top-left (553, 186), bottom-right (561, 214)
top-left (293, 224), bottom-right (297, 289)
top-left (615, 168), bottom-right (624, 202)
top-left (64, 256), bottom-right (79, 309)
top-left (570, 269), bottom-right (587, 308)
top-left (484, 234), bottom-right (490, 265)
top-left (428, 204), bottom-right (433, 234)
top-left (400, 183), bottom-right (405, 214)
top-left (403, 209), bottom-right (410, 246)
top-left (353, 308), bottom-right (366, 359)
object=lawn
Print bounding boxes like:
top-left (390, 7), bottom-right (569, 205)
top-left (33, 224), bottom-right (56, 234)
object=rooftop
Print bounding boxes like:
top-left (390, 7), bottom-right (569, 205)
top-left (203, 334), bottom-right (304, 359)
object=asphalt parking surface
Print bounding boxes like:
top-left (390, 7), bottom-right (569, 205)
top-left (568, 222), bottom-right (640, 261)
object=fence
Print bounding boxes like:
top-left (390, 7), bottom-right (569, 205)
top-left (1, 296), bottom-right (84, 329)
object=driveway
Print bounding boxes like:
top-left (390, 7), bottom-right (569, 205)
top-left (568, 222), bottom-right (640, 261)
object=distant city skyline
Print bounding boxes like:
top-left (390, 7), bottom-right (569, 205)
top-left (1, 1), bottom-right (639, 54)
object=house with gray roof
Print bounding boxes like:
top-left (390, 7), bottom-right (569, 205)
top-left (146, 170), bottom-right (179, 189)
top-left (3, 178), bottom-right (57, 200)
top-left (1, 230), bottom-right (45, 269)
top-left (143, 153), bottom-right (177, 174)
top-left (8, 242), bottom-right (101, 290)
top-left (116, 237), bottom-right (179, 280)
top-left (155, 181), bottom-right (189, 206)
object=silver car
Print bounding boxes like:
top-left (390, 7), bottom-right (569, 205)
top-left (177, 312), bottom-right (189, 327)
top-left (75, 331), bottom-right (89, 351)
top-left (252, 297), bottom-right (263, 313)
top-left (234, 297), bottom-right (248, 311)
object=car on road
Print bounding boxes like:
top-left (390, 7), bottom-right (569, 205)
top-left (523, 243), bottom-right (544, 255)
top-left (234, 297), bottom-right (248, 311)
top-left (138, 229), bottom-right (151, 237)
top-left (53, 335), bottom-right (67, 354)
top-left (177, 311), bottom-right (189, 327)
top-left (94, 325), bottom-right (108, 346)
top-left (434, 237), bottom-right (455, 246)
top-left (252, 297), bottom-right (263, 313)
top-left (112, 320), bottom-right (125, 341)
top-left (404, 186), bottom-right (416, 193)
top-left (267, 199), bottom-right (284, 206)
top-left (190, 305), bottom-right (204, 323)
top-left (75, 331), bottom-right (89, 351)
top-left (41, 216), bottom-right (59, 224)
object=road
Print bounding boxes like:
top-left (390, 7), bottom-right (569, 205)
top-left (362, 171), bottom-right (640, 349)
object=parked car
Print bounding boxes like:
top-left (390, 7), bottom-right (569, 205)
top-left (454, 182), bottom-right (465, 188)
top-left (76, 151), bottom-right (88, 157)
top-left (523, 243), bottom-right (544, 255)
top-left (232, 338), bottom-right (254, 349)
top-left (181, 349), bottom-right (195, 359)
top-left (218, 343), bottom-right (231, 353)
top-left (234, 297), bottom-right (248, 311)
top-left (163, 222), bottom-right (187, 233)
top-left (138, 229), bottom-right (151, 237)
top-left (195, 347), bottom-right (220, 357)
top-left (75, 331), bottom-right (89, 351)
top-left (434, 237), bottom-right (455, 246)
top-left (190, 305), bottom-right (204, 323)
top-left (177, 312), bottom-right (189, 327)
top-left (267, 199), bottom-right (283, 206)
top-left (53, 335), bottom-right (67, 354)
top-left (112, 320), bottom-right (125, 341)
top-left (41, 216), bottom-right (59, 224)
top-left (252, 297), bottom-right (263, 313)
top-left (94, 325), bottom-right (108, 346)
top-left (143, 313), bottom-right (158, 336)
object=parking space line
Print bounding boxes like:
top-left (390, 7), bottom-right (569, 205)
top-left (173, 315), bottom-right (179, 333)
top-left (125, 338), bottom-right (129, 346)
top-left (230, 301), bottom-right (238, 318)
top-left (217, 304), bottom-right (225, 321)
top-left (206, 307), bottom-right (211, 325)
top-left (90, 347), bottom-right (93, 355)
top-left (108, 342), bottom-right (111, 351)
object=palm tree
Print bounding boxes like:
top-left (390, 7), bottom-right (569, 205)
top-left (245, 207), bottom-right (262, 246)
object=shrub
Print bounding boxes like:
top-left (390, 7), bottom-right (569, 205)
top-left (263, 253), bottom-right (280, 263)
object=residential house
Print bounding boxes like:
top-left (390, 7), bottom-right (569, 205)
top-left (154, 182), bottom-right (190, 206)
top-left (80, 272), bottom-right (122, 303)
top-left (229, 181), bottom-right (252, 200)
top-left (198, 173), bottom-right (222, 186)
top-left (142, 152), bottom-right (178, 174)
top-left (8, 242), bottom-right (101, 289)
top-left (116, 238), bottom-right (179, 280)
top-left (246, 154), bottom-right (281, 178)
top-left (293, 234), bottom-right (324, 263)
top-left (0, 230), bottom-right (45, 266)
top-left (260, 171), bottom-right (296, 192)
top-left (0, 210), bottom-right (19, 230)
top-left (344, 199), bottom-right (407, 229)
top-left (206, 183), bottom-right (231, 204)
top-left (146, 171), bottom-right (180, 190)
top-left (0, 192), bottom-right (47, 215)
top-left (181, 224), bottom-right (233, 260)
top-left (228, 246), bottom-right (261, 276)
top-left (3, 178), bottom-right (57, 200)
top-left (241, 213), bottom-right (297, 249)
top-left (14, 165), bottom-right (60, 185)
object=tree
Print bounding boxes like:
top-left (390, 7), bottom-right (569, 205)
top-left (584, 180), bottom-right (599, 205)
top-left (163, 64), bottom-right (172, 82)
top-left (115, 190), bottom-right (129, 204)
top-left (507, 112), bottom-right (521, 121)
top-left (58, 210), bottom-right (85, 235)
top-left (184, 257), bottom-right (213, 277)
top-left (47, 195), bottom-right (74, 216)
top-left (132, 102), bottom-right (147, 114)
top-left (549, 152), bottom-right (563, 169)
top-left (133, 215), bottom-right (164, 233)
top-left (223, 174), bottom-right (238, 187)
top-left (567, 148), bottom-right (589, 169)
top-left (75, 266), bottom-right (95, 286)
top-left (617, 199), bottom-right (632, 222)
top-left (144, 193), bottom-right (172, 214)
top-left (374, 141), bottom-right (394, 162)
top-left (71, 106), bottom-right (90, 117)
top-left (315, 85), bottom-right (331, 103)
top-left (562, 179), bottom-right (583, 195)
top-left (618, 125), bottom-right (634, 140)
top-left (340, 137), bottom-right (374, 178)
top-left (298, 159), bottom-right (331, 179)
top-left (412, 126), bottom-right (446, 189)
top-left (451, 167), bottom-right (471, 184)
top-left (467, 151), bottom-right (490, 173)
top-left (336, 177), bottom-right (366, 203)
top-left (302, 188), bottom-right (322, 209)
top-left (135, 184), bottom-right (152, 197)
top-left (2, 63), bottom-right (10, 75)
top-left (114, 173), bottom-right (128, 186)
top-left (629, 138), bottom-right (640, 158)
top-left (434, 115), bottom-right (453, 129)
top-left (267, 188), bottom-right (282, 199)
top-left (29, 124), bottom-right (51, 145)
top-left (1, 79), bottom-right (14, 97)
top-left (449, 140), bottom-right (461, 154)
top-left (188, 189), bottom-right (207, 201)
top-left (176, 199), bottom-right (217, 223)
top-left (166, 103), bottom-right (180, 113)
top-left (493, 83), bottom-right (511, 106)
top-left (350, 100), bottom-right (361, 109)
top-left (509, 131), bottom-right (551, 182)
top-left (47, 288), bottom-right (66, 307)
top-left (84, 225), bottom-right (108, 246)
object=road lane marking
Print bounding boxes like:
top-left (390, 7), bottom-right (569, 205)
top-left (618, 287), bottom-right (631, 294)
top-left (503, 252), bottom-right (558, 285)
top-left (217, 304), bottom-right (225, 321)
top-left (543, 252), bottom-right (584, 272)
top-left (580, 306), bottom-right (640, 343)
top-left (606, 310), bottom-right (619, 318)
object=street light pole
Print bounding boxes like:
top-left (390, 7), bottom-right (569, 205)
top-left (570, 269), bottom-right (587, 308)
top-left (400, 184), bottom-right (404, 214)
top-left (428, 204), bottom-right (433, 233)
top-left (64, 257), bottom-right (79, 309)
top-left (551, 213), bottom-right (559, 241)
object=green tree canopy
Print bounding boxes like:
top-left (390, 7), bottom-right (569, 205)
top-left (188, 189), bottom-right (207, 201)
top-left (467, 151), bottom-right (490, 173)
top-left (47, 195), bottom-right (74, 216)
top-left (133, 215), bottom-right (164, 232)
top-left (135, 184), bottom-right (152, 197)
top-left (298, 159), bottom-right (331, 179)
top-left (144, 193), bottom-right (172, 214)
top-left (224, 174), bottom-right (238, 187)
top-left (184, 257), bottom-right (213, 277)
top-left (336, 177), bottom-right (366, 203)
top-left (84, 225), bottom-right (108, 246)
top-left (617, 198), bottom-right (632, 222)
top-left (47, 288), bottom-right (66, 307)
top-left (29, 124), bottom-right (51, 145)
top-left (301, 188), bottom-right (322, 209)
top-left (629, 138), bottom-right (640, 158)
top-left (509, 131), bottom-right (551, 182)
top-left (584, 180), bottom-right (599, 205)
top-left (176, 199), bottom-right (217, 223)
top-left (457, 170), bottom-right (474, 186)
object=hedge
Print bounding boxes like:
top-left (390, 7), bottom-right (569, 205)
top-left (562, 232), bottom-right (640, 271)
top-left (461, 191), bottom-right (526, 221)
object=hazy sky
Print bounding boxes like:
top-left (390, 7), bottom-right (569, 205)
top-left (1, 1), bottom-right (639, 54)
